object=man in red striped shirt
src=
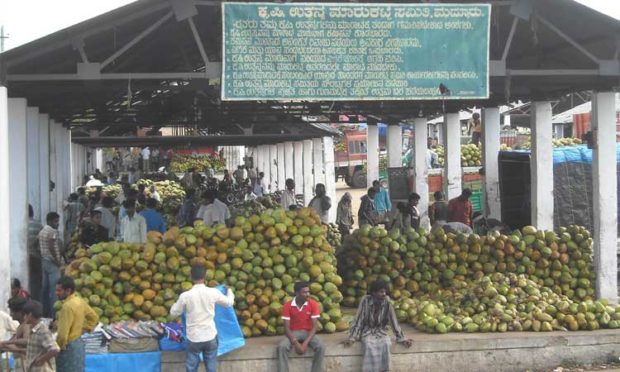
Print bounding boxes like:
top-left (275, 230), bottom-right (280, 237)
top-left (277, 282), bottom-right (325, 372)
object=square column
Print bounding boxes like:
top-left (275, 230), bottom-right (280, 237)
top-left (293, 141), bottom-right (304, 197)
top-left (27, 107), bottom-right (41, 219)
top-left (284, 142), bottom-right (294, 184)
top-left (277, 143), bottom-right (286, 191)
top-left (387, 124), bottom-right (402, 168)
top-left (323, 136), bottom-right (336, 223)
top-left (413, 118), bottom-right (429, 224)
top-left (530, 101), bottom-right (554, 230)
top-left (62, 128), bottom-right (71, 196)
top-left (443, 113), bottom-right (462, 200)
top-left (592, 91), bottom-right (618, 304)
top-left (0, 87), bottom-right (11, 311)
top-left (303, 140), bottom-right (314, 205)
top-left (8, 98), bottom-right (29, 292)
top-left (38, 114), bottom-right (50, 223)
top-left (482, 107), bottom-right (501, 219)
top-left (366, 124), bottom-right (379, 187)
top-left (312, 138), bottom-right (324, 188)
top-left (260, 145), bottom-right (269, 189)
top-left (268, 144), bottom-right (278, 193)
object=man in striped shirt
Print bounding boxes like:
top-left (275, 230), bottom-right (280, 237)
top-left (38, 212), bottom-right (63, 318)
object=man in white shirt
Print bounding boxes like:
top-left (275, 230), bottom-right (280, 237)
top-left (280, 179), bottom-right (297, 210)
top-left (196, 191), bottom-right (231, 226)
top-left (170, 265), bottom-right (234, 372)
top-left (119, 199), bottom-right (147, 243)
top-left (141, 146), bottom-right (151, 172)
top-left (150, 185), bottom-right (161, 202)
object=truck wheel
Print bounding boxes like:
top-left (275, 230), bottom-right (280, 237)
top-left (351, 170), bottom-right (367, 189)
top-left (344, 175), bottom-right (352, 187)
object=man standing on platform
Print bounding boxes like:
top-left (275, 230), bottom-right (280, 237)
top-left (38, 212), bottom-right (63, 318)
top-left (28, 205), bottom-right (44, 302)
top-left (308, 184), bottom-right (331, 224)
top-left (448, 189), bottom-right (474, 227)
top-left (372, 180), bottom-right (391, 224)
top-left (170, 265), bottom-right (235, 372)
top-left (119, 199), bottom-right (147, 243)
top-left (281, 179), bottom-right (297, 210)
top-left (277, 282), bottom-right (325, 372)
top-left (55, 277), bottom-right (99, 371)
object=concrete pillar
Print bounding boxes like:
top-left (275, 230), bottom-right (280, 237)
top-left (303, 140), bottom-right (314, 205)
top-left (39, 114), bottom-right (50, 223)
top-left (443, 113), bottom-right (462, 200)
top-left (260, 145), bottom-right (269, 189)
top-left (61, 127), bottom-right (71, 196)
top-left (8, 98), bottom-right (29, 291)
top-left (277, 143), bottom-right (286, 191)
top-left (482, 107), bottom-right (501, 219)
top-left (312, 138), bottom-right (324, 187)
top-left (269, 144), bottom-right (277, 193)
top-left (530, 101), bottom-right (554, 230)
top-left (0, 87), bottom-right (11, 311)
top-left (27, 107), bottom-right (41, 219)
top-left (293, 141), bottom-right (304, 196)
top-left (413, 118), bottom-right (429, 225)
top-left (591, 91), bottom-right (618, 304)
top-left (387, 124), bottom-right (402, 168)
top-left (367, 124), bottom-right (379, 187)
top-left (323, 136), bottom-right (336, 223)
top-left (284, 142), bottom-right (294, 184)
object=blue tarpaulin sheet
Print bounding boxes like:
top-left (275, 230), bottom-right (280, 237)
top-left (551, 144), bottom-right (620, 165)
top-left (85, 351), bottom-right (161, 372)
top-left (159, 285), bottom-right (245, 357)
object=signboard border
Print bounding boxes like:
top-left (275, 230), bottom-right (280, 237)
top-left (221, 2), bottom-right (491, 102)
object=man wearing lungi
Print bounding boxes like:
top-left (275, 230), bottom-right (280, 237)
top-left (343, 280), bottom-right (412, 372)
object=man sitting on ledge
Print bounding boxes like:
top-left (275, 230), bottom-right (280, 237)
top-left (343, 279), bottom-right (412, 372)
top-left (277, 281), bottom-right (325, 372)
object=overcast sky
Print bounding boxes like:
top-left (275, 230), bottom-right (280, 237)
top-left (0, 0), bottom-right (618, 51)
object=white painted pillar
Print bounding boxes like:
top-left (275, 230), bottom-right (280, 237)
top-left (312, 138), bottom-right (324, 187)
top-left (387, 124), bottom-right (402, 169)
top-left (592, 91), bottom-right (618, 304)
top-left (38, 114), bottom-right (50, 223)
top-left (95, 148), bottom-right (103, 172)
top-left (293, 141), bottom-right (304, 196)
top-left (530, 101), bottom-right (554, 230)
top-left (0, 87), bottom-right (11, 311)
top-left (443, 113), bottom-right (462, 200)
top-left (260, 145), bottom-right (269, 189)
top-left (269, 144), bottom-right (278, 193)
top-left (284, 141), bottom-right (294, 184)
top-left (8, 98), bottom-right (29, 291)
top-left (323, 136), bottom-right (336, 223)
top-left (482, 107), bottom-right (501, 219)
top-left (302, 140), bottom-right (314, 205)
top-left (367, 125), bottom-right (379, 187)
top-left (27, 107), bottom-right (41, 219)
top-left (413, 118), bottom-right (429, 224)
top-left (64, 128), bottom-right (72, 196)
top-left (277, 143), bottom-right (286, 191)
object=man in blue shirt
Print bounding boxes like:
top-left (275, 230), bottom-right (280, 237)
top-left (372, 180), bottom-right (392, 224)
top-left (140, 198), bottom-right (167, 233)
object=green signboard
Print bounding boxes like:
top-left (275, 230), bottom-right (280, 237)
top-left (222, 3), bottom-right (490, 101)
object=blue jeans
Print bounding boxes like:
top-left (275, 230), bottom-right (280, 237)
top-left (186, 337), bottom-right (218, 372)
top-left (41, 259), bottom-right (60, 318)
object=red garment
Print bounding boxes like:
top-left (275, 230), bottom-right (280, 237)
top-left (281, 298), bottom-right (320, 331)
top-left (17, 288), bottom-right (30, 300)
top-left (448, 197), bottom-right (473, 226)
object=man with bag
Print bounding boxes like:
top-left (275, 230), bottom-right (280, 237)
top-left (170, 265), bottom-right (235, 372)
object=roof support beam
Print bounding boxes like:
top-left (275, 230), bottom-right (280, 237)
top-left (188, 17), bottom-right (210, 65)
top-left (100, 11), bottom-right (174, 69)
top-left (6, 67), bottom-right (221, 81)
top-left (501, 16), bottom-right (519, 62)
top-left (535, 13), bottom-right (600, 65)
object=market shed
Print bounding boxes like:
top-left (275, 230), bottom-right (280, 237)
top-left (0, 0), bottom-right (619, 311)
